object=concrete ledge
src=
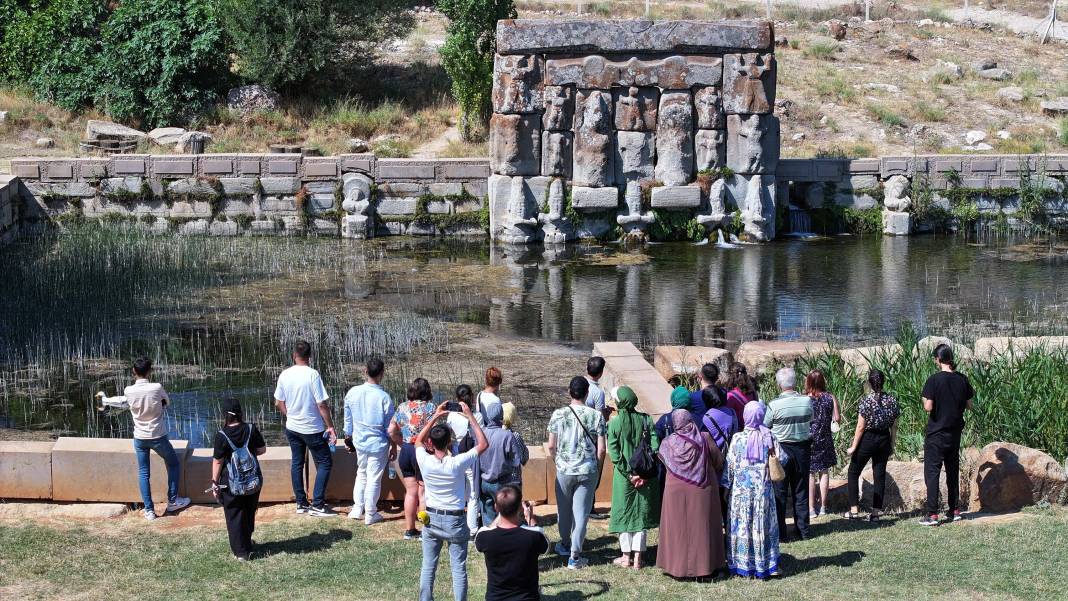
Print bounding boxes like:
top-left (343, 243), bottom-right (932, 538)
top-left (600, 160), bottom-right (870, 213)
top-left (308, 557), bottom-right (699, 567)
top-left (594, 343), bottom-right (672, 418)
top-left (184, 447), bottom-right (299, 503)
top-left (310, 448), bottom-right (405, 503)
top-left (51, 437), bottom-right (190, 503)
top-left (0, 441), bottom-right (55, 499)
top-left (523, 448), bottom-right (550, 504)
top-left (653, 346), bottom-right (733, 382)
top-left (496, 19), bottom-right (774, 54)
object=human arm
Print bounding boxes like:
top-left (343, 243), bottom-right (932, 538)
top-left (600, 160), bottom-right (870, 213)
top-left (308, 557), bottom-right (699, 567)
top-left (318, 401), bottom-right (336, 444)
top-left (890, 422), bottom-right (898, 457)
top-left (847, 414), bottom-right (865, 456)
top-left (514, 431), bottom-right (529, 465)
top-left (462, 401), bottom-right (489, 455)
top-left (606, 423), bottom-right (624, 473)
top-left (387, 417), bottom-right (403, 446)
top-left (547, 432), bottom-right (558, 460)
top-left (274, 398), bottom-right (287, 416)
top-left (211, 459), bottom-right (224, 502)
top-left (414, 404), bottom-right (450, 448)
top-left (831, 394), bottom-right (841, 424)
top-left (922, 397), bottom-right (934, 413)
top-left (763, 404), bottom-right (774, 428)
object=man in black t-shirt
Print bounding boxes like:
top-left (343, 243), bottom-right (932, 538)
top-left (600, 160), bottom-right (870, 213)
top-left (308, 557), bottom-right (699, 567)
top-left (919, 345), bottom-right (974, 526)
top-left (474, 485), bottom-right (548, 601)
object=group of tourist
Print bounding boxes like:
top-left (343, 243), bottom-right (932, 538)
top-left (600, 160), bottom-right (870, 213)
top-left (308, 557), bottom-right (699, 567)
top-left (117, 339), bottom-right (975, 598)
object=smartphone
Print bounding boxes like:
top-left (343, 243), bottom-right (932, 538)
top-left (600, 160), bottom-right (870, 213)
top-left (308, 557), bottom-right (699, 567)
top-left (445, 401), bottom-right (461, 412)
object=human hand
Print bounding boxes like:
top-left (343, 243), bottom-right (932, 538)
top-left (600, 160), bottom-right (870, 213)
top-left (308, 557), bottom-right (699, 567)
top-left (389, 446), bottom-right (398, 461)
top-left (326, 427), bottom-right (337, 445)
top-left (846, 445), bottom-right (856, 456)
top-left (522, 500), bottom-right (535, 524)
top-left (344, 436), bottom-right (356, 454)
top-left (459, 401), bottom-right (473, 418)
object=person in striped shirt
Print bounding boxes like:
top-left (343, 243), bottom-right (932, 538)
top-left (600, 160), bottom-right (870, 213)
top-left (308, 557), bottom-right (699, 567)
top-left (763, 367), bottom-right (814, 541)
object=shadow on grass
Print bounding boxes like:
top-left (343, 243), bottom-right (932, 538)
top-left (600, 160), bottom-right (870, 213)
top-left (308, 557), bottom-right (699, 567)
top-left (258, 528), bottom-right (353, 556)
top-left (540, 579), bottom-right (611, 600)
top-left (779, 550), bottom-right (866, 575)
top-left (806, 514), bottom-right (902, 537)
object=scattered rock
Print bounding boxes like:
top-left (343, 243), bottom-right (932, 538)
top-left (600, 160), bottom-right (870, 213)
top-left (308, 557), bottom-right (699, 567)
top-left (85, 119), bottom-right (146, 141)
top-left (927, 59), bottom-right (963, 81)
top-left (977, 68), bottom-right (1012, 81)
top-left (347, 138), bottom-right (371, 153)
top-left (1040, 98), bottom-right (1068, 116)
top-left (916, 18), bottom-right (935, 27)
top-left (34, 137), bottom-right (55, 148)
top-left (791, 132), bottom-right (805, 141)
top-left (972, 58), bottom-right (998, 71)
top-left (996, 130), bottom-right (1012, 140)
top-left (0, 110), bottom-right (7, 123)
top-left (961, 142), bottom-right (993, 151)
top-left (970, 442), bottom-right (1068, 512)
top-left (887, 44), bottom-right (918, 61)
top-left (964, 130), bottom-right (987, 145)
top-left (996, 87), bottom-right (1025, 103)
top-left (774, 37), bottom-right (789, 48)
top-left (226, 84), bottom-right (281, 114)
top-left (147, 127), bottom-right (187, 146)
top-left (828, 19), bottom-right (847, 40)
top-left (864, 82), bottom-right (902, 95)
top-left (175, 131), bottom-right (213, 153)
top-left (372, 133), bottom-right (402, 145)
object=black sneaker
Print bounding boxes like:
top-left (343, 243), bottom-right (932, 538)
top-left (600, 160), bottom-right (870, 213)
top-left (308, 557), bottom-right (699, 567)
top-left (948, 509), bottom-right (963, 522)
top-left (919, 514), bottom-right (940, 527)
top-left (404, 528), bottom-right (421, 540)
top-left (295, 504), bottom-right (311, 515)
top-left (307, 505), bottom-right (337, 517)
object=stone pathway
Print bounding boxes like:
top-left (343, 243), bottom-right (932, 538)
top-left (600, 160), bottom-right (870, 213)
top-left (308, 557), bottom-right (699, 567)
top-left (411, 124), bottom-right (462, 158)
top-left (945, 5), bottom-right (1067, 42)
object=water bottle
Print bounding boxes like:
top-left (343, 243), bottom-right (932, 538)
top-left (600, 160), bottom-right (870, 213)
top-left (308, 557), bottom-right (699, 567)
top-left (388, 464), bottom-right (397, 479)
top-left (324, 431), bottom-right (336, 453)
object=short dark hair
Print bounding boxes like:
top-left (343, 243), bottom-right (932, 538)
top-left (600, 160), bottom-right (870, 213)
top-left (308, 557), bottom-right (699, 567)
top-left (429, 424), bottom-right (451, 451)
top-left (366, 358), bottom-right (385, 379)
top-left (133, 357), bottom-right (153, 377)
top-left (569, 376), bottom-right (590, 400)
top-left (494, 484), bottom-right (523, 518)
top-left (586, 356), bottom-right (606, 378)
top-left (702, 386), bottom-right (724, 409)
top-left (455, 384), bottom-right (474, 406)
top-left (701, 363), bottom-right (719, 385)
top-left (407, 377), bottom-right (432, 402)
top-left (293, 340), bottom-right (312, 361)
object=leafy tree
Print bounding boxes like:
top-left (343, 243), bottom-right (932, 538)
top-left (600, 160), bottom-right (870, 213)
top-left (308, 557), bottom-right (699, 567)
top-left (437, 0), bottom-right (516, 141)
top-left (94, 0), bottom-right (231, 127)
top-left (218, 0), bottom-right (418, 91)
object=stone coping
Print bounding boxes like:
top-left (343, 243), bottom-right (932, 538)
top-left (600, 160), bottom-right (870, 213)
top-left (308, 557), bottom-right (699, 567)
top-left (496, 19), bottom-right (774, 54)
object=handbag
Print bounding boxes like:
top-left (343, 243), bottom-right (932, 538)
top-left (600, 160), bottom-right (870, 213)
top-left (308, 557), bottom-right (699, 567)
top-left (767, 444), bottom-right (786, 482)
top-left (627, 419), bottom-right (659, 480)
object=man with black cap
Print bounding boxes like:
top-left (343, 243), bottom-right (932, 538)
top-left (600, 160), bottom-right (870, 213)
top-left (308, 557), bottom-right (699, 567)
top-left (211, 398), bottom-right (267, 561)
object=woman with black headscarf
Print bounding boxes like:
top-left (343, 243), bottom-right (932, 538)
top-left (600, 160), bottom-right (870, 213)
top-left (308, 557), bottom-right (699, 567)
top-left (211, 398), bottom-right (267, 561)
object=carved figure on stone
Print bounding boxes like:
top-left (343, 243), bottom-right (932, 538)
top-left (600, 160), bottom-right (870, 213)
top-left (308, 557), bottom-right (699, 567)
top-left (694, 87), bottom-right (725, 129)
top-left (499, 176), bottom-right (538, 244)
top-left (541, 131), bottom-right (573, 177)
top-left (493, 55), bottom-right (544, 114)
top-left (695, 177), bottom-right (729, 231)
top-left (883, 174), bottom-right (912, 212)
top-left (490, 113), bottom-right (541, 176)
top-left (340, 172), bottom-right (373, 239)
top-left (727, 114), bottom-right (778, 174)
top-left (542, 86), bottom-right (574, 131)
top-left (695, 129), bottom-right (726, 172)
top-left (538, 178), bottom-right (574, 243)
top-left (655, 91), bottom-right (695, 186)
top-left (617, 180), bottom-right (655, 236)
top-left (573, 89), bottom-right (614, 187)
top-left (723, 53), bottom-right (776, 114)
top-left (614, 86), bottom-right (658, 131)
top-left (741, 175), bottom-right (774, 242)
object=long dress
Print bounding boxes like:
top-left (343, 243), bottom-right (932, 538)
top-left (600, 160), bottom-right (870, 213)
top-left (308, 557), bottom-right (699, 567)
top-left (722, 430), bottom-right (782, 579)
top-left (607, 413), bottom-right (660, 533)
top-left (809, 392), bottom-right (837, 472)
top-left (656, 432), bottom-right (725, 578)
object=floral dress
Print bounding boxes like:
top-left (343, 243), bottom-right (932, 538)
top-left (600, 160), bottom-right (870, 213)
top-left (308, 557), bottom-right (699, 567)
top-left (808, 392), bottom-right (837, 472)
top-left (721, 430), bottom-right (782, 579)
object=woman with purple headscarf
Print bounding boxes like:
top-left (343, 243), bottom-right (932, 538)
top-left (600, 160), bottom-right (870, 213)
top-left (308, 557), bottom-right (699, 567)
top-left (721, 401), bottom-right (783, 579)
top-left (655, 409), bottom-right (726, 579)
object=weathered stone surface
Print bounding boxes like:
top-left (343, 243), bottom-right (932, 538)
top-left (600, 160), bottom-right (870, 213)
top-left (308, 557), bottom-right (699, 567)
top-left (614, 131), bottom-right (655, 183)
top-left (573, 89), bottom-right (615, 187)
top-left (378, 182), bottom-right (426, 197)
top-left (655, 91), bottom-right (695, 186)
top-left (973, 336), bottom-right (1068, 360)
top-left (723, 53), bottom-right (776, 114)
top-left (51, 437), bottom-right (190, 502)
top-left (839, 344), bottom-right (903, 375)
top-left (882, 210), bottom-right (911, 236)
top-left (86, 120), bottom-right (146, 141)
top-left (498, 176), bottom-right (543, 243)
top-left (377, 198), bottom-right (419, 215)
top-left (226, 84), bottom-right (281, 114)
top-left (490, 113), bottom-right (541, 176)
top-left (650, 185), bottom-right (701, 209)
top-left (208, 220), bottom-right (238, 236)
top-left (178, 219), bottom-right (210, 235)
top-left (695, 129), bottom-right (726, 171)
top-left (883, 174), bottom-right (911, 211)
top-left (259, 177), bottom-right (301, 195)
top-left (1041, 98), bottom-right (1068, 117)
top-left (496, 19), bottom-right (774, 55)
top-left (694, 86), bottom-right (725, 129)
top-left (739, 173), bottom-right (775, 241)
top-left (735, 340), bottom-right (830, 375)
top-left (726, 113), bottom-right (779, 174)
top-left (0, 441), bottom-right (54, 499)
top-left (538, 177), bottom-right (575, 243)
top-left (167, 178), bottom-right (216, 197)
top-left (147, 127), bottom-right (186, 145)
top-left (544, 55), bottom-right (723, 88)
top-left (977, 68), bottom-right (1012, 81)
top-left (851, 460), bottom-right (962, 512)
top-left (653, 346), bottom-right (733, 382)
top-left (571, 185), bottom-right (619, 210)
top-left (187, 446), bottom-right (296, 502)
top-left (970, 442), bottom-right (1067, 512)
top-left (377, 161), bottom-right (435, 180)
top-left (542, 85), bottom-right (575, 131)
top-left (493, 54), bottom-right (544, 114)
top-left (541, 131), bottom-right (573, 177)
top-left (613, 86), bottom-right (658, 131)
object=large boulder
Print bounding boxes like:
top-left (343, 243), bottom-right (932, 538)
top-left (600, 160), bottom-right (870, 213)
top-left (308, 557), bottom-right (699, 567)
top-left (734, 340), bottom-right (830, 375)
top-left (915, 335), bottom-right (974, 363)
top-left (226, 84), bottom-right (281, 114)
top-left (828, 460), bottom-right (963, 512)
top-left (147, 127), bottom-right (187, 146)
top-left (85, 119), bottom-right (146, 141)
top-left (175, 131), bottom-right (213, 153)
top-left (970, 442), bottom-right (1067, 512)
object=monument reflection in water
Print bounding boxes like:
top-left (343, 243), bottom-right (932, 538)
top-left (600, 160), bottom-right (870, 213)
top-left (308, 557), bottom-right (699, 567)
top-left (362, 235), bottom-right (1067, 348)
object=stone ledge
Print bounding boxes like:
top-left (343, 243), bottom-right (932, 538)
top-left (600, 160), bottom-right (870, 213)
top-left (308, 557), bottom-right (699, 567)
top-left (496, 19), bottom-right (774, 54)
top-left (0, 441), bottom-right (54, 499)
top-left (51, 437), bottom-right (190, 503)
top-left (653, 346), bottom-right (733, 382)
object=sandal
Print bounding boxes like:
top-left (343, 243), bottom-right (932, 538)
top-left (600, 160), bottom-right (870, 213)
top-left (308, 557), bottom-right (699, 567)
top-left (613, 556), bottom-right (631, 568)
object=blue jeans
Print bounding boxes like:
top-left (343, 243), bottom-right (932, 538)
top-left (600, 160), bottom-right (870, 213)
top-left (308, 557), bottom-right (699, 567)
top-left (478, 479), bottom-right (503, 527)
top-left (420, 511), bottom-right (469, 601)
top-left (285, 428), bottom-right (332, 507)
top-left (133, 436), bottom-right (180, 511)
top-left (555, 472), bottom-right (596, 557)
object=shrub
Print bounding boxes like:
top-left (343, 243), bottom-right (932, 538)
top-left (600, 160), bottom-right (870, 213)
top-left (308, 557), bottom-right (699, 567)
top-left (803, 38), bottom-right (840, 60)
top-left (1060, 118), bottom-right (1068, 147)
top-left (437, 0), bottom-right (517, 141)
top-left (865, 102), bottom-right (906, 128)
top-left (218, 0), bottom-right (416, 91)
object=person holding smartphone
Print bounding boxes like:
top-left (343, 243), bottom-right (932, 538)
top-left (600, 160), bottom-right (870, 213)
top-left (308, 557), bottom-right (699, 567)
top-left (474, 485), bottom-right (549, 601)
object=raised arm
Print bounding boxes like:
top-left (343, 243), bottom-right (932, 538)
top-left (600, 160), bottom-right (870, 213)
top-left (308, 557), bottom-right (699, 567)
top-left (462, 402), bottom-right (489, 455)
top-left (415, 404), bottom-right (450, 448)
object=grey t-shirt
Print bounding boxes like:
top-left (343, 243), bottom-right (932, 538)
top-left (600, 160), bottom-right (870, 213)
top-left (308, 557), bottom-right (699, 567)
top-left (584, 378), bottom-right (606, 412)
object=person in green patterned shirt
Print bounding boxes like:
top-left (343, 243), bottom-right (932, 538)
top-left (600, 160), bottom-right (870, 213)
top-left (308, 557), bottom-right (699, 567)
top-left (547, 376), bottom-right (606, 570)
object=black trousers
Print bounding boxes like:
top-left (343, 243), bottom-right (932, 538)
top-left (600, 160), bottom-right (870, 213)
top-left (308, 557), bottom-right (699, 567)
top-left (221, 489), bottom-right (260, 559)
top-left (774, 440), bottom-right (811, 540)
top-left (924, 431), bottom-right (961, 516)
top-left (847, 429), bottom-right (893, 510)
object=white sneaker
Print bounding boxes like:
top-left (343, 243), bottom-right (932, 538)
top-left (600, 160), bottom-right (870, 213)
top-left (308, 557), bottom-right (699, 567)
top-left (144, 509), bottom-right (158, 521)
top-left (365, 512), bottom-right (385, 526)
top-left (348, 508), bottom-right (364, 520)
top-left (166, 497), bottom-right (191, 513)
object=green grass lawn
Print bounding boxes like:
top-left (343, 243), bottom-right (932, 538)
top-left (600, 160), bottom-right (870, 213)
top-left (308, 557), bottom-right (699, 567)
top-left (1, 506), bottom-right (1067, 600)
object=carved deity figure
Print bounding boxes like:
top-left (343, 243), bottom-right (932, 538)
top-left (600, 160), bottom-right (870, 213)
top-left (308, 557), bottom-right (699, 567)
top-left (497, 56), bottom-right (540, 114)
top-left (500, 176), bottom-right (538, 244)
top-left (735, 53), bottom-right (773, 114)
top-left (616, 87), bottom-right (644, 130)
top-left (538, 178), bottom-right (573, 244)
top-left (737, 115), bottom-right (765, 174)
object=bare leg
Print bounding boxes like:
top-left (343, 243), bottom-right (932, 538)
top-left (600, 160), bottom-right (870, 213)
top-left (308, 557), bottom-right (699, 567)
top-left (819, 471), bottom-right (830, 514)
top-left (402, 476), bottom-right (419, 531)
top-left (808, 472), bottom-right (818, 515)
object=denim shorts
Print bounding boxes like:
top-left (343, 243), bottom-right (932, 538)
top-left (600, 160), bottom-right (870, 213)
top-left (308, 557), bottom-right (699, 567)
top-left (398, 442), bottom-right (422, 480)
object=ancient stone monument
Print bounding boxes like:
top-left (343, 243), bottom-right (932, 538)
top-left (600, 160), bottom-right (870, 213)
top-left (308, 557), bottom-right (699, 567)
top-left (488, 19), bottom-right (779, 243)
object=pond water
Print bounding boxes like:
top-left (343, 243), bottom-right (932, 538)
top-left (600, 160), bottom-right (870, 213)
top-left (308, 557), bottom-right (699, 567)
top-left (1, 226), bottom-right (1066, 446)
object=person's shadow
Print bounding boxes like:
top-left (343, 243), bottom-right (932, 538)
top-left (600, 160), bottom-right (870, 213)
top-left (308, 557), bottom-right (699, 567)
top-left (540, 580), bottom-right (610, 600)
top-left (779, 550), bottom-right (865, 575)
top-left (256, 528), bottom-right (353, 556)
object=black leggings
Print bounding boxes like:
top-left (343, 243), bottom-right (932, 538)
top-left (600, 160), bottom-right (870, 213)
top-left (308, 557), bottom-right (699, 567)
top-left (221, 489), bottom-right (260, 559)
top-left (847, 430), bottom-right (893, 510)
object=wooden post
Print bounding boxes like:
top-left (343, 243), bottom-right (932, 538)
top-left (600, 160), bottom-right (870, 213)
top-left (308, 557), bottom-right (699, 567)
top-left (1038, 0), bottom-right (1058, 44)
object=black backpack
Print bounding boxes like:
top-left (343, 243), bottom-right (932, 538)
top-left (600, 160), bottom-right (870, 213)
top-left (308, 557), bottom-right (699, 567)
top-left (628, 419), bottom-right (659, 480)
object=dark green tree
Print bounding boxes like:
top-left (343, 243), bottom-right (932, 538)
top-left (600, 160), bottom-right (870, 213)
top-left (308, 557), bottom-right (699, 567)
top-left (436, 0), bottom-right (516, 141)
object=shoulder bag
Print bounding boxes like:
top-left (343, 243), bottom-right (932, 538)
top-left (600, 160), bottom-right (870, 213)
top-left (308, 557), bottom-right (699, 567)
top-left (627, 418), bottom-right (659, 480)
top-left (767, 444), bottom-right (786, 482)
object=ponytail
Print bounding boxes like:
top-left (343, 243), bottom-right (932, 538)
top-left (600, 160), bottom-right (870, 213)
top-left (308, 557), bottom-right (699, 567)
top-left (933, 343), bottom-right (956, 370)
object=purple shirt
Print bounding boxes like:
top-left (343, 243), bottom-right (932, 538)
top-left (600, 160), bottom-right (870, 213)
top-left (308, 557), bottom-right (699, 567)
top-left (701, 407), bottom-right (737, 451)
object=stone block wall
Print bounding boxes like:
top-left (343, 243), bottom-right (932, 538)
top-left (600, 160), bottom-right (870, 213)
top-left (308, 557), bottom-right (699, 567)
top-left (0, 175), bottom-right (17, 244)
top-left (488, 19), bottom-right (780, 244)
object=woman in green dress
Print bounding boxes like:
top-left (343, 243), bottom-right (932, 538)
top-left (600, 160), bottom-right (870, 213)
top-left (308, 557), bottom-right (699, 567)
top-left (606, 385), bottom-right (661, 569)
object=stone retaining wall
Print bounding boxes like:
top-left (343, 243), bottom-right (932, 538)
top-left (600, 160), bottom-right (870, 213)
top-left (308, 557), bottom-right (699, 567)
top-left (0, 175), bottom-right (17, 244)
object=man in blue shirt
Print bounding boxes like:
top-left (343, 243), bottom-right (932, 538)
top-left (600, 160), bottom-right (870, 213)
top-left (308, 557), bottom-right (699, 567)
top-left (688, 362), bottom-right (723, 430)
top-left (343, 358), bottom-right (395, 526)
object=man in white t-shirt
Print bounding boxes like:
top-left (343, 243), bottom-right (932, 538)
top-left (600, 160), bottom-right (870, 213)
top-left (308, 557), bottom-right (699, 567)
top-left (414, 401), bottom-right (488, 601)
top-left (274, 340), bottom-right (336, 516)
top-left (584, 356), bottom-right (610, 421)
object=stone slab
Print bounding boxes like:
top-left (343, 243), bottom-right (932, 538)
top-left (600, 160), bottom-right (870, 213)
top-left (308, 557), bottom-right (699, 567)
top-left (202, 159), bottom-right (234, 175)
top-left (848, 158), bottom-right (881, 174)
top-left (544, 55), bottom-right (724, 88)
top-left (154, 159), bottom-right (195, 176)
top-left (883, 209), bottom-right (911, 236)
top-left (496, 19), bottom-right (774, 54)
top-left (592, 341), bottom-right (645, 358)
top-left (309, 448), bottom-right (405, 503)
top-left (41, 162), bottom-right (74, 181)
top-left (304, 159), bottom-right (339, 178)
top-left (12, 162), bottom-right (40, 178)
top-left (51, 437), bottom-right (190, 503)
top-left (735, 340), bottom-right (830, 375)
top-left (442, 162), bottom-right (491, 179)
top-left (973, 337), bottom-right (1068, 361)
top-left (653, 346), bottom-right (733, 382)
top-left (839, 344), bottom-right (903, 375)
top-left (112, 159), bottom-right (147, 175)
top-left (0, 441), bottom-right (54, 499)
top-left (650, 185), bottom-right (701, 209)
top-left (523, 448), bottom-right (550, 504)
top-left (570, 185), bottom-right (619, 210)
top-left (267, 160), bottom-right (299, 175)
top-left (377, 161), bottom-right (437, 180)
top-left (259, 177), bottom-right (301, 195)
top-left (238, 160), bottom-right (261, 175)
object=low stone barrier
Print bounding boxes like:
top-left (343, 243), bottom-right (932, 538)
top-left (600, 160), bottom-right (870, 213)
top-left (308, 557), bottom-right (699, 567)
top-left (185, 446), bottom-right (298, 503)
top-left (653, 345), bottom-right (733, 382)
top-left (0, 174), bottom-right (17, 244)
top-left (973, 336), bottom-right (1068, 360)
top-left (593, 341), bottom-right (672, 418)
top-left (734, 340), bottom-right (830, 375)
top-left (50, 437), bottom-right (191, 503)
top-left (0, 441), bottom-right (54, 500)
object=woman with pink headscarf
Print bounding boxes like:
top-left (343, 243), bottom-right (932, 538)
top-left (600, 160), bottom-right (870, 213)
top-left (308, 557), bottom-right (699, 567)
top-left (655, 409), bottom-right (726, 579)
top-left (721, 401), bottom-right (783, 579)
